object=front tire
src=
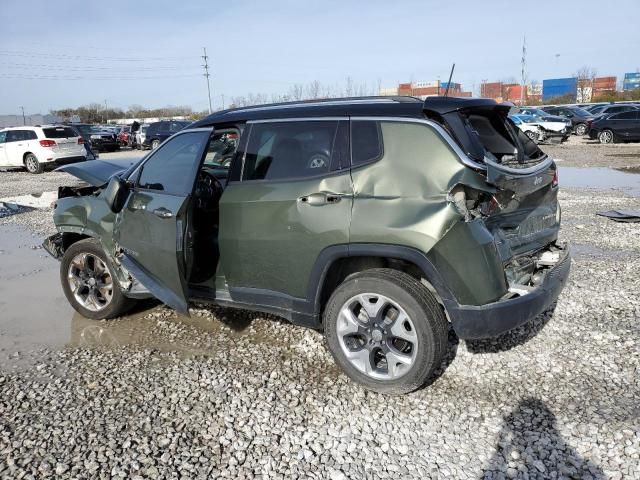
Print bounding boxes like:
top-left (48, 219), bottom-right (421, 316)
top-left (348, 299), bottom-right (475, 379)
top-left (24, 153), bottom-right (43, 174)
top-left (60, 239), bottom-right (135, 320)
top-left (151, 139), bottom-right (160, 149)
top-left (525, 131), bottom-right (538, 144)
top-left (599, 129), bottom-right (614, 144)
top-left (324, 269), bottom-right (448, 394)
top-left (575, 123), bottom-right (587, 136)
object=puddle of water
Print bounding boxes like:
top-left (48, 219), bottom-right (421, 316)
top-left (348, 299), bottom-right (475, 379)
top-left (0, 226), bottom-right (74, 361)
top-left (559, 167), bottom-right (640, 197)
top-left (0, 226), bottom-right (283, 368)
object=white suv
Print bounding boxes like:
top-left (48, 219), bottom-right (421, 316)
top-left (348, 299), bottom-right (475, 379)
top-left (0, 125), bottom-right (87, 174)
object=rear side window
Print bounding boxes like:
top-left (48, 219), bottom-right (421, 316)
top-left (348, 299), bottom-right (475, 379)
top-left (138, 131), bottom-right (209, 195)
top-left (351, 120), bottom-right (384, 167)
top-left (610, 111), bottom-right (638, 120)
top-left (242, 120), bottom-right (348, 181)
top-left (43, 127), bottom-right (77, 139)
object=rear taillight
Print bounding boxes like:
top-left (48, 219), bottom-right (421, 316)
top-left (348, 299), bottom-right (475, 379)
top-left (39, 139), bottom-right (56, 147)
top-left (552, 170), bottom-right (558, 188)
top-left (77, 137), bottom-right (85, 144)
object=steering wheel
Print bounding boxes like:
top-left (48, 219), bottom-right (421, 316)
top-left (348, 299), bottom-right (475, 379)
top-left (307, 152), bottom-right (330, 170)
top-left (194, 170), bottom-right (223, 210)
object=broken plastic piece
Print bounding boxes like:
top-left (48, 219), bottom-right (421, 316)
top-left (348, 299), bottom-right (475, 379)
top-left (596, 210), bottom-right (640, 223)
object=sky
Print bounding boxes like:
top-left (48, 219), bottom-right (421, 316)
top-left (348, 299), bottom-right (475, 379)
top-left (0, 0), bottom-right (639, 115)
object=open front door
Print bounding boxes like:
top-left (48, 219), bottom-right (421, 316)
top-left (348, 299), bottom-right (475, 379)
top-left (115, 129), bottom-right (212, 314)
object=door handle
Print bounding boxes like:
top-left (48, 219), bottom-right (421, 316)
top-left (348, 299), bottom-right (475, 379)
top-left (298, 192), bottom-right (349, 206)
top-left (153, 207), bottom-right (173, 218)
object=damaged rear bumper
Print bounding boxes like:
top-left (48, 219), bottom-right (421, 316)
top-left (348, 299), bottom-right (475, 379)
top-left (446, 244), bottom-right (571, 339)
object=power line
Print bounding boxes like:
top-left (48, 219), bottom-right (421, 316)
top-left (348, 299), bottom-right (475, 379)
top-left (0, 62), bottom-right (199, 72)
top-left (0, 50), bottom-right (199, 62)
top-left (0, 73), bottom-right (202, 80)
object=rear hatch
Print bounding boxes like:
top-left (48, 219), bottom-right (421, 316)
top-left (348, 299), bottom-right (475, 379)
top-left (43, 126), bottom-right (84, 155)
top-left (424, 98), bottom-right (560, 260)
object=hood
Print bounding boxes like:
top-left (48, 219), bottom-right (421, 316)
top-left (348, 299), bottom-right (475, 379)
top-left (56, 157), bottom-right (140, 186)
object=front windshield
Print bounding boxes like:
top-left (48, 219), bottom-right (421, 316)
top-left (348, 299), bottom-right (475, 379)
top-left (517, 114), bottom-right (536, 123)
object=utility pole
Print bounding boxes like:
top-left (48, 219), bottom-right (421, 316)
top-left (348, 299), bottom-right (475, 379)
top-left (20, 106), bottom-right (25, 125)
top-left (202, 47), bottom-right (213, 114)
top-left (104, 100), bottom-right (108, 123)
top-left (521, 36), bottom-right (527, 106)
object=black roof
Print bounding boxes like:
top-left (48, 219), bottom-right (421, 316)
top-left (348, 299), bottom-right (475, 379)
top-left (190, 96), bottom-right (502, 127)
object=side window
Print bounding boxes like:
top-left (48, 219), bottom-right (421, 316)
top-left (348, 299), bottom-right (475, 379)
top-left (0, 131), bottom-right (6, 143)
top-left (611, 111), bottom-right (636, 120)
top-left (6, 131), bottom-right (21, 142)
top-left (242, 120), bottom-right (347, 181)
top-left (203, 131), bottom-right (239, 166)
top-left (26, 130), bottom-right (38, 140)
top-left (351, 120), bottom-right (384, 167)
top-left (138, 131), bottom-right (209, 195)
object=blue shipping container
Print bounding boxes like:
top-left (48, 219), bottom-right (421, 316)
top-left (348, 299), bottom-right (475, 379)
top-left (542, 77), bottom-right (577, 101)
top-left (623, 72), bottom-right (640, 91)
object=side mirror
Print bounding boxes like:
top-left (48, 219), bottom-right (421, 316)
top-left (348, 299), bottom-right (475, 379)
top-left (104, 176), bottom-right (129, 214)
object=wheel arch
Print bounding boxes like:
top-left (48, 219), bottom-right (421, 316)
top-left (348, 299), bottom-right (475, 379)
top-left (309, 243), bottom-right (457, 322)
top-left (22, 151), bottom-right (36, 163)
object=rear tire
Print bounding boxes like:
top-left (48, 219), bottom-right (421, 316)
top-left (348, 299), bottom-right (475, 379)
top-left (60, 238), bottom-right (135, 320)
top-left (599, 129), bottom-right (614, 144)
top-left (24, 153), bottom-right (43, 174)
top-left (324, 268), bottom-right (448, 394)
top-left (575, 123), bottom-right (587, 136)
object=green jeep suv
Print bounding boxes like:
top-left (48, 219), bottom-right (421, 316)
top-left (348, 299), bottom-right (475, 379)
top-left (45, 97), bottom-right (570, 394)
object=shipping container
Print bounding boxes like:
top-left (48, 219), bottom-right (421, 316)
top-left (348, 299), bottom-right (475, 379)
top-left (593, 76), bottom-right (616, 90)
top-left (623, 72), bottom-right (640, 91)
top-left (414, 80), bottom-right (439, 88)
top-left (440, 82), bottom-right (461, 91)
top-left (378, 87), bottom-right (399, 96)
top-left (505, 85), bottom-right (526, 104)
top-left (542, 78), bottom-right (577, 101)
top-left (481, 82), bottom-right (502, 99)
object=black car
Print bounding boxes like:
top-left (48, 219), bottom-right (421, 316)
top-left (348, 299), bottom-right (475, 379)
top-left (142, 120), bottom-right (191, 150)
top-left (541, 106), bottom-right (594, 136)
top-left (588, 103), bottom-right (638, 118)
top-left (69, 124), bottom-right (119, 152)
top-left (588, 110), bottom-right (640, 144)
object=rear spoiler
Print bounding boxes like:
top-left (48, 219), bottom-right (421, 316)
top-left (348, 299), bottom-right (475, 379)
top-left (423, 96), bottom-right (514, 115)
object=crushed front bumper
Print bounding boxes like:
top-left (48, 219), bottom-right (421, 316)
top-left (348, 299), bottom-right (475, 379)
top-left (43, 233), bottom-right (64, 260)
top-left (446, 244), bottom-right (571, 339)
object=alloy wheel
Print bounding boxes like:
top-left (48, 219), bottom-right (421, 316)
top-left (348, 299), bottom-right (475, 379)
top-left (336, 293), bottom-right (418, 380)
top-left (67, 253), bottom-right (114, 312)
top-left (599, 130), bottom-right (613, 144)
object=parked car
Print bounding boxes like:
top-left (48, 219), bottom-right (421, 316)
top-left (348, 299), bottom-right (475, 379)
top-left (142, 120), bottom-right (191, 150)
top-left (70, 124), bottom-right (119, 152)
top-left (510, 114), bottom-right (570, 144)
top-left (0, 125), bottom-right (87, 173)
top-left (541, 106), bottom-right (594, 135)
top-left (44, 97), bottom-right (570, 394)
top-left (134, 124), bottom-right (149, 149)
top-left (588, 110), bottom-right (640, 144)
top-left (117, 126), bottom-right (131, 146)
top-left (517, 107), bottom-right (571, 127)
top-left (588, 103), bottom-right (638, 118)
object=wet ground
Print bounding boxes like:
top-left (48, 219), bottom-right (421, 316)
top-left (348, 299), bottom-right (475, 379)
top-left (560, 166), bottom-right (640, 197)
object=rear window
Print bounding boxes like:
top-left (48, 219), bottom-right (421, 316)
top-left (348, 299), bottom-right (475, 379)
top-left (43, 127), bottom-right (78, 139)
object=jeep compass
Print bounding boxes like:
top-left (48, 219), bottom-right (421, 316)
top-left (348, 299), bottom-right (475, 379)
top-left (45, 97), bottom-right (570, 394)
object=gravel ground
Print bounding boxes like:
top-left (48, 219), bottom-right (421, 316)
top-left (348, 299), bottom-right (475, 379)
top-left (542, 135), bottom-right (640, 169)
top-left (1, 149), bottom-right (639, 479)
